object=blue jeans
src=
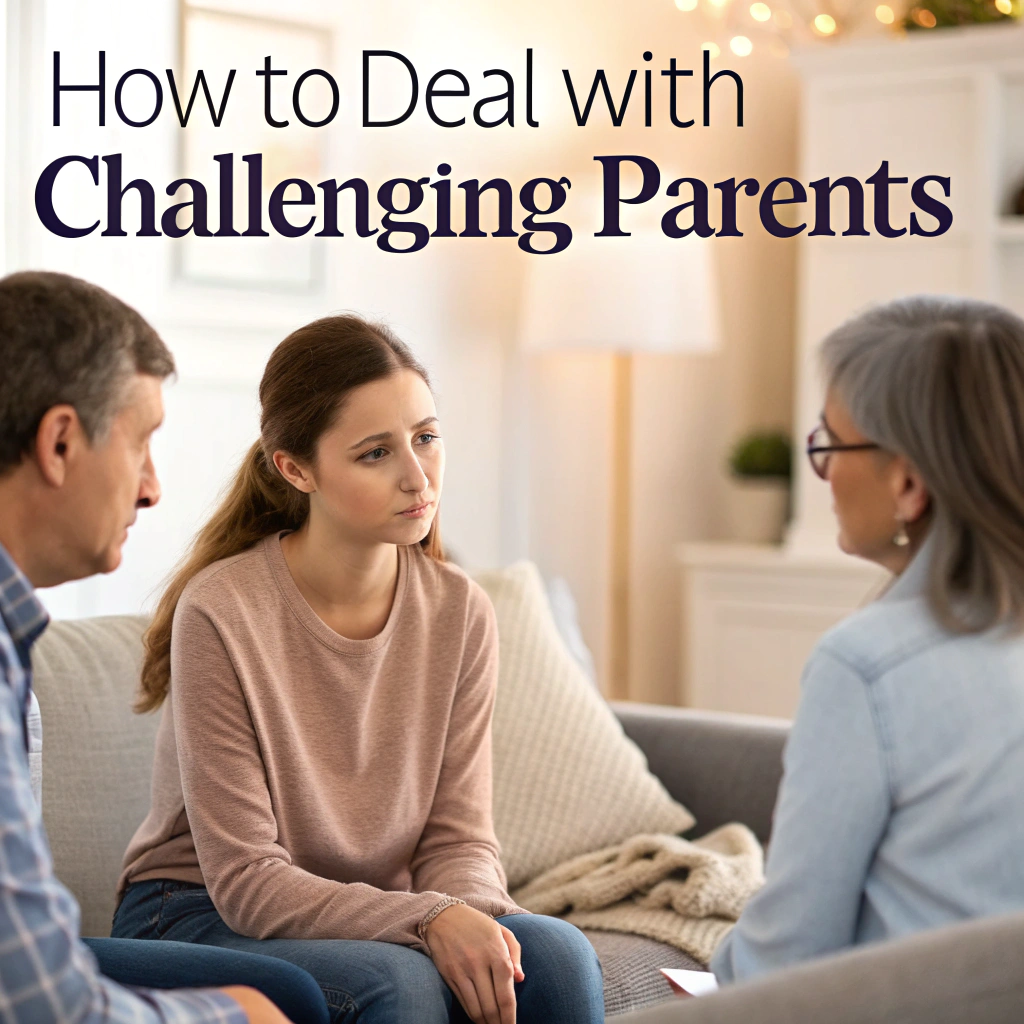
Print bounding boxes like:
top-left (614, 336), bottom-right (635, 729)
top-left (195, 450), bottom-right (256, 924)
top-left (113, 880), bottom-right (605, 1024)
top-left (83, 936), bottom-right (329, 1023)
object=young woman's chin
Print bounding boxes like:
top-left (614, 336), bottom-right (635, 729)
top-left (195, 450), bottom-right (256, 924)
top-left (385, 513), bottom-right (435, 546)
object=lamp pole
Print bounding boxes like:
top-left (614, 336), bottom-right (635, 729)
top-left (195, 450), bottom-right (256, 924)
top-left (609, 352), bottom-right (633, 701)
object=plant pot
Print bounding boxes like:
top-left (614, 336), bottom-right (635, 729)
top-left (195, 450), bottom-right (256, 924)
top-left (726, 477), bottom-right (790, 544)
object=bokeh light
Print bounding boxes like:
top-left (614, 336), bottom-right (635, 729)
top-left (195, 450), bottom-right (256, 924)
top-left (750, 2), bottom-right (772, 21)
top-left (813, 13), bottom-right (837, 34)
top-left (875, 4), bottom-right (895, 23)
top-left (703, 41), bottom-right (722, 58)
top-left (730, 35), bottom-right (754, 56)
top-left (674, 0), bottom-right (699, 11)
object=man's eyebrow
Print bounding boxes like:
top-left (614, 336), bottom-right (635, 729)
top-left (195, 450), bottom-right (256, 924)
top-left (349, 417), bottom-right (439, 450)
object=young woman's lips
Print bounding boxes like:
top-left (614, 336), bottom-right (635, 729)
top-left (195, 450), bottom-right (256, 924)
top-left (399, 502), bottom-right (431, 518)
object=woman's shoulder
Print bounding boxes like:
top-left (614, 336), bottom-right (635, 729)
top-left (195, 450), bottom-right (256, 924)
top-left (812, 591), bottom-right (946, 684)
top-left (178, 538), bottom-right (274, 614)
top-left (405, 547), bottom-right (496, 628)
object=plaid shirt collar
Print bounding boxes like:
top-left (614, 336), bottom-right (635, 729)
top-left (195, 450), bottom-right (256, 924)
top-left (0, 541), bottom-right (49, 676)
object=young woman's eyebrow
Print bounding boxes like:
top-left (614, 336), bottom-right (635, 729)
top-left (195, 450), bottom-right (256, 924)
top-left (349, 417), bottom-right (439, 450)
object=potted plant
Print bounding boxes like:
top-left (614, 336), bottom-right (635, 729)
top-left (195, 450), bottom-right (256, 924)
top-left (726, 430), bottom-right (792, 544)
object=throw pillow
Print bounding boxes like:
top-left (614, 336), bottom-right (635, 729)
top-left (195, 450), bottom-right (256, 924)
top-left (473, 561), bottom-right (695, 889)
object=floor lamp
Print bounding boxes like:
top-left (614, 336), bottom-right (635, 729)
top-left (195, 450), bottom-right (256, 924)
top-left (519, 232), bottom-right (720, 699)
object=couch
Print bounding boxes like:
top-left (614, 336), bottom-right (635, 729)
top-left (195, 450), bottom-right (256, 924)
top-left (30, 615), bottom-right (790, 1019)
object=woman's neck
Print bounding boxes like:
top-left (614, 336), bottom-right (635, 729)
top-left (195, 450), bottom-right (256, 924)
top-left (279, 517), bottom-right (399, 639)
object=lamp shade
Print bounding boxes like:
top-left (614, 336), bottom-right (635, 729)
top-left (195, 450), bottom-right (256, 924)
top-left (519, 231), bottom-right (720, 354)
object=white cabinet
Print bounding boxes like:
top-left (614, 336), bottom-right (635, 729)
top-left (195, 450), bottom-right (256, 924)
top-left (677, 544), bottom-right (883, 718)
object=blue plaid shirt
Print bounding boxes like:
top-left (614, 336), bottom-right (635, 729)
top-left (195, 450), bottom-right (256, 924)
top-left (0, 542), bottom-right (246, 1024)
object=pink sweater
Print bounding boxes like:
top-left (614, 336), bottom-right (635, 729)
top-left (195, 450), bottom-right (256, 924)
top-left (119, 533), bottom-right (522, 951)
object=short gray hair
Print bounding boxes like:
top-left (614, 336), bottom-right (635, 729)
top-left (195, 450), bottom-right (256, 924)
top-left (0, 271), bottom-right (174, 473)
top-left (821, 295), bottom-right (1024, 633)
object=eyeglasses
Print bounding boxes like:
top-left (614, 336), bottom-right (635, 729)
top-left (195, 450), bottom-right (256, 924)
top-left (806, 423), bottom-right (880, 480)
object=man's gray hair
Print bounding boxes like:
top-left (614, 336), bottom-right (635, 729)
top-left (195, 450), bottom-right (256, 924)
top-left (821, 295), bottom-right (1024, 633)
top-left (0, 271), bottom-right (174, 473)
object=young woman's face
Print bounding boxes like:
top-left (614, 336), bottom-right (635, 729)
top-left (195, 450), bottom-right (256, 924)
top-left (302, 369), bottom-right (444, 547)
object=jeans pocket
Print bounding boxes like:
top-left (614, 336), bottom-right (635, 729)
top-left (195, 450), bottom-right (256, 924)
top-left (156, 884), bottom-right (217, 941)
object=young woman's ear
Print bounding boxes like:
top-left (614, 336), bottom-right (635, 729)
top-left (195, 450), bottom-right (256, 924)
top-left (273, 451), bottom-right (316, 494)
top-left (34, 404), bottom-right (79, 487)
top-left (890, 455), bottom-right (931, 526)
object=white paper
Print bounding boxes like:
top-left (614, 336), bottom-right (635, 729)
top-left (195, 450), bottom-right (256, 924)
top-left (659, 968), bottom-right (720, 997)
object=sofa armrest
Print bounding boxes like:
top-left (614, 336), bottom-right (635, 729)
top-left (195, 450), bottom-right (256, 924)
top-left (613, 910), bottom-right (1024, 1024)
top-left (612, 702), bottom-right (789, 845)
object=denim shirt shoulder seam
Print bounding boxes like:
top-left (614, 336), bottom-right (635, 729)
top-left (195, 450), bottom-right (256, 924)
top-left (814, 644), bottom-right (897, 806)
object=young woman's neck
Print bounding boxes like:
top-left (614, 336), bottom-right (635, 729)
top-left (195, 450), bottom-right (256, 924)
top-left (280, 513), bottom-right (398, 612)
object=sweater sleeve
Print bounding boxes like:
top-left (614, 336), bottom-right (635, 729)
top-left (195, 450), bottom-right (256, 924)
top-left (410, 585), bottom-right (526, 920)
top-left (170, 593), bottom-right (458, 952)
top-left (711, 647), bottom-right (891, 983)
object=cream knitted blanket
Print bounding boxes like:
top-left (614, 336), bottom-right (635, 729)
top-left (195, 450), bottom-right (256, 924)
top-left (512, 824), bottom-right (764, 965)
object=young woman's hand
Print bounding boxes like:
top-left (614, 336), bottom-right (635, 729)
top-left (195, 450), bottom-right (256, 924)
top-left (219, 986), bottom-right (296, 1024)
top-left (423, 904), bottom-right (526, 1024)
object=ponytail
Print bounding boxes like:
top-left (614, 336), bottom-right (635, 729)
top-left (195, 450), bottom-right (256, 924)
top-left (137, 442), bottom-right (307, 712)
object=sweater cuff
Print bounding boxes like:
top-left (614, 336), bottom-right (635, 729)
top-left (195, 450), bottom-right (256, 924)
top-left (418, 895), bottom-right (466, 946)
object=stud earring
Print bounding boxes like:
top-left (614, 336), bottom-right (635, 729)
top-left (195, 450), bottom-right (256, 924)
top-left (893, 518), bottom-right (910, 548)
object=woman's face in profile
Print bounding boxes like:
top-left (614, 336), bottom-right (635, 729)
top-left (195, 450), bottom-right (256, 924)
top-left (822, 389), bottom-right (904, 566)
top-left (300, 368), bottom-right (444, 547)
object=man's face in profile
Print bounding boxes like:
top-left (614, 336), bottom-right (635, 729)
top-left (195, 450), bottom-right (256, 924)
top-left (57, 373), bottom-right (164, 579)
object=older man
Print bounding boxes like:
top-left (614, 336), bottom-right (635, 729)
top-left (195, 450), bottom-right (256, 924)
top-left (0, 271), bottom-right (326, 1024)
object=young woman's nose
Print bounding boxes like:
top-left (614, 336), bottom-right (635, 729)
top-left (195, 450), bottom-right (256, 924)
top-left (398, 447), bottom-right (429, 493)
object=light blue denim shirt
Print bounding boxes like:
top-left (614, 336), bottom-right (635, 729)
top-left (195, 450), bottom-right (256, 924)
top-left (712, 537), bottom-right (1024, 983)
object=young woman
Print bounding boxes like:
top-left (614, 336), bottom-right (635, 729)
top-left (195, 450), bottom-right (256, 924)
top-left (713, 297), bottom-right (1024, 982)
top-left (112, 315), bottom-right (605, 1024)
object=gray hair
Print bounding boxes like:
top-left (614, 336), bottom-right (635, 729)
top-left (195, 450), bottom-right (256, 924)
top-left (820, 295), bottom-right (1024, 633)
top-left (0, 271), bottom-right (174, 473)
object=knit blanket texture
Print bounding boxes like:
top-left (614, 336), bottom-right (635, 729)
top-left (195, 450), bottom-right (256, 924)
top-left (512, 824), bottom-right (764, 965)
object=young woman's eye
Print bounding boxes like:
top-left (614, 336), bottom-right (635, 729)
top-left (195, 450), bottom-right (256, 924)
top-left (360, 447), bottom-right (388, 462)
top-left (417, 433), bottom-right (439, 445)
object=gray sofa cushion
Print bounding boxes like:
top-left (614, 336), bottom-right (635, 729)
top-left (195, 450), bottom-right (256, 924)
top-left (29, 612), bottom-right (710, 1017)
top-left (31, 615), bottom-right (157, 938)
top-left (584, 930), bottom-right (703, 1017)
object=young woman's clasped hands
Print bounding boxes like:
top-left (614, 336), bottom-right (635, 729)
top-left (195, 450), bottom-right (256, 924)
top-left (425, 904), bottom-right (525, 1024)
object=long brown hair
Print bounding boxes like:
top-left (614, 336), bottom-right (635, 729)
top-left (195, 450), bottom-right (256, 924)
top-left (137, 314), bottom-right (443, 712)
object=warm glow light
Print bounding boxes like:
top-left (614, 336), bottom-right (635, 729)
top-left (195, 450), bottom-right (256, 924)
top-left (912, 7), bottom-right (938, 26)
top-left (813, 13), bottom-right (837, 33)
top-left (750, 2), bottom-right (772, 21)
top-left (875, 4), bottom-right (895, 23)
top-left (774, 9), bottom-right (793, 27)
top-left (730, 35), bottom-right (754, 56)
top-left (674, 0), bottom-right (699, 11)
top-left (996, 0), bottom-right (1013, 13)
top-left (703, 41), bottom-right (721, 58)
top-left (708, 0), bottom-right (729, 7)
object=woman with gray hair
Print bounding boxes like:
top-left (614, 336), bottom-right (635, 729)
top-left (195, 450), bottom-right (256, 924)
top-left (712, 296), bottom-right (1024, 983)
